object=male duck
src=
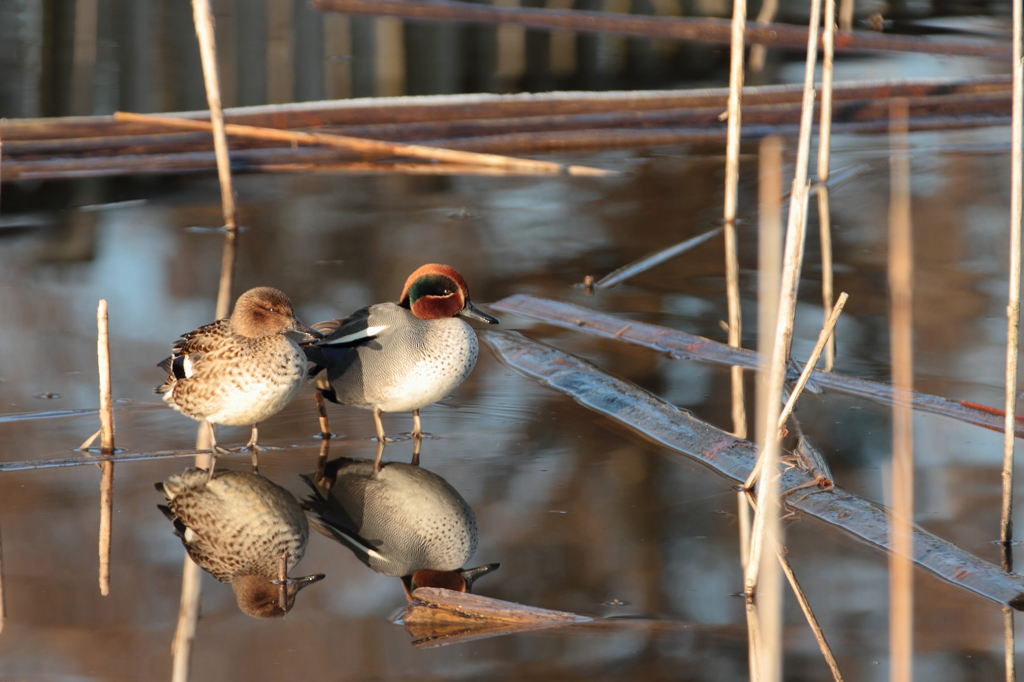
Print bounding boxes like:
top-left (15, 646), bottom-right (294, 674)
top-left (306, 264), bottom-right (498, 445)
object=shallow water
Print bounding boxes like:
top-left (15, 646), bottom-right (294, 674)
top-left (1, 22), bottom-right (1022, 682)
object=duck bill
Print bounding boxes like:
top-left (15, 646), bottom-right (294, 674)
top-left (458, 301), bottom-right (499, 325)
top-left (288, 319), bottom-right (325, 344)
top-left (458, 563), bottom-right (501, 591)
top-left (292, 573), bottom-right (326, 593)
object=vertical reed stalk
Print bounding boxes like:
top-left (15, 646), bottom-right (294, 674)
top-left (0, 515), bottom-right (5, 634)
top-left (192, 0), bottom-right (240, 319)
top-left (818, 0), bottom-right (837, 371)
top-left (887, 97), bottom-right (914, 682)
top-left (1002, 0), bottom-right (1023, 677)
top-left (97, 300), bottom-right (114, 597)
top-left (838, 0), bottom-right (853, 30)
top-left (70, 0), bottom-right (100, 115)
top-left (724, 0), bottom-right (747, 440)
top-left (172, 4), bottom-right (243, 679)
top-left (748, 0), bottom-right (778, 73)
top-left (748, 134), bottom-right (784, 682)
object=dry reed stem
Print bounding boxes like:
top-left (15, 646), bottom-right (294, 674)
top-left (746, 3), bottom-right (823, 675)
top-left (747, 0), bottom-right (777, 72)
top-left (0, 515), bottom-right (5, 634)
top-left (190, 0), bottom-right (239, 320)
top-left (70, 0), bottom-right (100, 115)
top-left (113, 112), bottom-right (616, 177)
top-left (888, 97), bottom-right (914, 682)
top-left (724, 0), bottom-right (747, 440)
top-left (172, 3), bottom-right (239, 678)
top-left (96, 300), bottom-right (114, 596)
top-left (818, 0), bottom-right (837, 371)
top-left (744, 291), bottom-right (848, 490)
top-left (776, 545), bottom-right (845, 681)
top-left (1002, 0), bottom-right (1023, 678)
top-left (838, 0), bottom-right (853, 30)
top-left (747, 133), bottom-right (788, 682)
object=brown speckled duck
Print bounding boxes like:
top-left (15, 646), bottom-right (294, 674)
top-left (157, 468), bottom-right (324, 619)
top-left (156, 287), bottom-right (321, 474)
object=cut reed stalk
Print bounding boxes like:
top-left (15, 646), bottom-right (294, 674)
top-left (818, 0), bottom-right (837, 372)
top-left (311, 0), bottom-right (1011, 59)
top-left (96, 300), bottom-right (114, 597)
top-left (1002, 0), bottom-right (1023, 677)
top-left (724, 0), bottom-right (747, 440)
top-left (887, 97), bottom-right (914, 682)
top-left (838, 0), bottom-right (853, 30)
top-left (112, 111), bottom-right (616, 177)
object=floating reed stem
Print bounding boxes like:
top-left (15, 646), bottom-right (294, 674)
top-left (97, 300), bottom-right (114, 597)
top-left (1002, 0), bottom-right (1023, 675)
top-left (887, 97), bottom-right (914, 682)
top-left (113, 111), bottom-right (616, 177)
top-left (818, 0), bottom-right (837, 372)
top-left (723, 0), bottom-right (747, 440)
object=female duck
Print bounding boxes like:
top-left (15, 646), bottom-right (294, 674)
top-left (156, 286), bottom-right (322, 474)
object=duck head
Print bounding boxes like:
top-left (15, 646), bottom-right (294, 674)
top-left (399, 264), bottom-right (499, 324)
top-left (231, 287), bottom-right (323, 341)
top-left (232, 571), bottom-right (325, 619)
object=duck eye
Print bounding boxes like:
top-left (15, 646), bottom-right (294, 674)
top-left (268, 307), bottom-right (277, 313)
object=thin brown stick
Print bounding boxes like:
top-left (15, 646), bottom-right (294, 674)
top-left (173, 2), bottom-right (236, 678)
top-left (838, 0), bottom-right (853, 31)
top-left (888, 97), bottom-right (914, 682)
top-left (191, 0), bottom-right (239, 320)
top-left (744, 292), bottom-right (848, 489)
top-left (70, 0), bottom-right (100, 115)
top-left (315, 391), bottom-right (332, 439)
top-left (96, 300), bottom-right (114, 596)
top-left (0, 512), bottom-right (5, 634)
top-left (747, 2), bottom-right (822, 675)
top-left (724, 0), bottom-right (747, 440)
top-left (819, 0), bottom-right (837, 372)
top-left (747, 0), bottom-right (778, 72)
top-left (113, 111), bottom-right (616, 177)
top-left (311, 0), bottom-right (1011, 59)
top-left (776, 546), bottom-right (845, 681)
top-left (1002, 0), bottom-right (1023, 677)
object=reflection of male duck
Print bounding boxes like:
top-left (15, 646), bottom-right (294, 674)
top-left (302, 451), bottom-right (498, 595)
top-left (157, 468), bottom-right (324, 618)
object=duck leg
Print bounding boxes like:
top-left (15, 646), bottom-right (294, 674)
top-left (206, 421), bottom-right (230, 482)
top-left (373, 408), bottom-right (388, 443)
top-left (411, 409), bottom-right (423, 439)
top-left (246, 423), bottom-right (263, 474)
top-left (412, 433), bottom-right (422, 467)
top-left (314, 392), bottom-right (332, 439)
top-left (372, 439), bottom-right (385, 472)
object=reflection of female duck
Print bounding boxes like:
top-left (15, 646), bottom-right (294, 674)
top-left (157, 468), bottom-right (324, 618)
top-left (302, 455), bottom-right (497, 593)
